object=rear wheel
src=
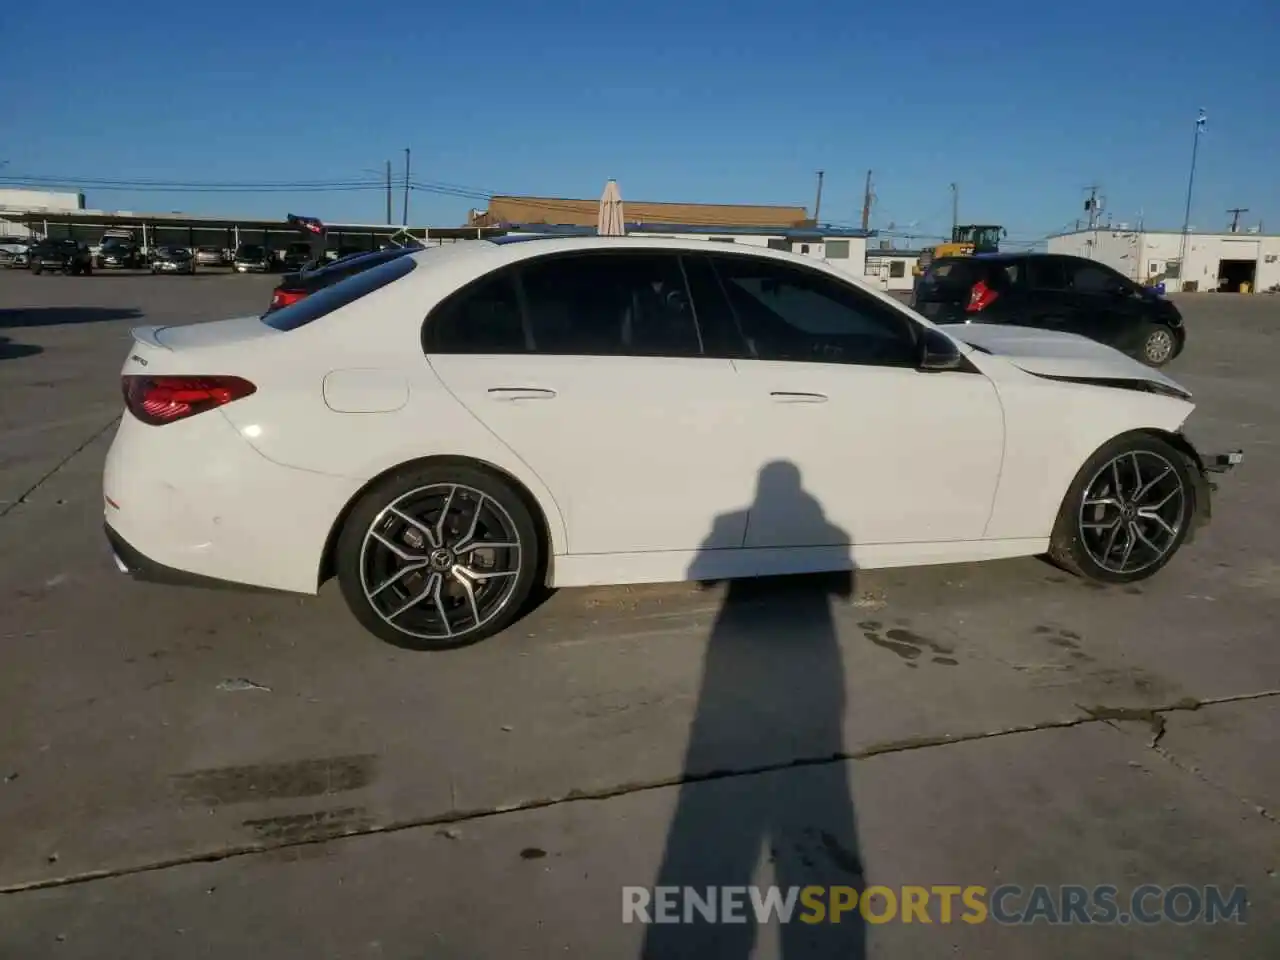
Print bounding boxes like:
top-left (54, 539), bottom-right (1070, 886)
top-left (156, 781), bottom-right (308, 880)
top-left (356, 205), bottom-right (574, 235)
top-left (1048, 433), bottom-right (1196, 584)
top-left (335, 463), bottom-right (541, 650)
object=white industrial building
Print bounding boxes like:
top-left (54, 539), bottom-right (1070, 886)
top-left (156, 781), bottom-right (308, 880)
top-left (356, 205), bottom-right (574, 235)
top-left (0, 188), bottom-right (85, 238)
top-left (1048, 227), bottom-right (1280, 294)
top-left (863, 246), bottom-right (923, 292)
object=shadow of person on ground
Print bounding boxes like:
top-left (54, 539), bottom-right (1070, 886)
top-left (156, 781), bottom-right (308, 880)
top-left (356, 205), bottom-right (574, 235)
top-left (0, 335), bottom-right (43, 361)
top-left (0, 307), bottom-right (143, 329)
top-left (641, 461), bottom-right (866, 960)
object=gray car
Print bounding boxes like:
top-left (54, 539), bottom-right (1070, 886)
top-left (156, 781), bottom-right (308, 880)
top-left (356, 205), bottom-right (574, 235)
top-left (194, 246), bottom-right (227, 266)
top-left (150, 245), bottom-right (197, 275)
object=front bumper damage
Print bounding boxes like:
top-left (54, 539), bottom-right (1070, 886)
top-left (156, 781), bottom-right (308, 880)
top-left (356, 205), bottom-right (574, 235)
top-left (1179, 440), bottom-right (1243, 545)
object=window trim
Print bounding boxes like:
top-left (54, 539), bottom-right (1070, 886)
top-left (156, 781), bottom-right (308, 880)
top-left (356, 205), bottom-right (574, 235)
top-left (706, 251), bottom-right (922, 368)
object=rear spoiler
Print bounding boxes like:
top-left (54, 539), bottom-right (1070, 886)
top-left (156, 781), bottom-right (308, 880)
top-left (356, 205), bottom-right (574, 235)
top-left (130, 325), bottom-right (171, 351)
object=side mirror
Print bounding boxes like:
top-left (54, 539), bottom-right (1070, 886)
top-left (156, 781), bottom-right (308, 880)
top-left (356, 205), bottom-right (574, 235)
top-left (919, 327), bottom-right (966, 372)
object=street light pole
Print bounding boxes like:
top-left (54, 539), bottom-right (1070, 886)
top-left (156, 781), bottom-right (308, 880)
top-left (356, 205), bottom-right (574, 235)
top-left (1177, 109), bottom-right (1207, 287)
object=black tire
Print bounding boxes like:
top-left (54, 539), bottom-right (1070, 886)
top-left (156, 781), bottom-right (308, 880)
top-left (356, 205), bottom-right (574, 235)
top-left (335, 463), bottom-right (541, 650)
top-left (83, 264), bottom-right (92, 276)
top-left (31, 264), bottom-right (42, 275)
top-left (1047, 432), bottom-right (1197, 584)
top-left (1138, 324), bottom-right (1176, 367)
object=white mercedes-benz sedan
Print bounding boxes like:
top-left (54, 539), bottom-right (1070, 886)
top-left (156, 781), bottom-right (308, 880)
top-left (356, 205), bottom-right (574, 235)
top-left (103, 235), bottom-right (1241, 649)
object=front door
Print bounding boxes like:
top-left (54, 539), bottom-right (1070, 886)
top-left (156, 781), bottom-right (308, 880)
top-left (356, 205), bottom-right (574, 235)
top-left (702, 253), bottom-right (1005, 548)
top-left (424, 251), bottom-right (755, 557)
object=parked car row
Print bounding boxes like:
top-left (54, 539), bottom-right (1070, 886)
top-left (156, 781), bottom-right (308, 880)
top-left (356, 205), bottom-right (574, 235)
top-left (1, 235), bottom-right (390, 275)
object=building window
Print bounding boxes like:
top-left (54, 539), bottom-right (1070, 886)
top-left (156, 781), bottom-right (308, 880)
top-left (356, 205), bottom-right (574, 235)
top-left (889, 260), bottom-right (906, 278)
top-left (800, 244), bottom-right (811, 254)
top-left (825, 240), bottom-right (850, 259)
top-left (767, 239), bottom-right (792, 251)
top-left (1165, 260), bottom-right (1181, 279)
top-left (864, 261), bottom-right (883, 277)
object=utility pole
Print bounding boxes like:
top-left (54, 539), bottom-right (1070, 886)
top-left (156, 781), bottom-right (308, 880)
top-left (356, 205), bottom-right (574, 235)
top-left (1227, 207), bottom-right (1248, 233)
top-left (1177, 109), bottom-right (1207, 281)
top-left (813, 170), bottom-right (825, 223)
top-left (385, 160), bottom-right (392, 225)
top-left (402, 148), bottom-right (411, 226)
top-left (860, 169), bottom-right (873, 232)
top-left (950, 182), bottom-right (958, 233)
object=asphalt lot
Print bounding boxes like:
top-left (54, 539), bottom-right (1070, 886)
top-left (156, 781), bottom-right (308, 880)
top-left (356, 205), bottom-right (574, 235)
top-left (0, 269), bottom-right (1277, 958)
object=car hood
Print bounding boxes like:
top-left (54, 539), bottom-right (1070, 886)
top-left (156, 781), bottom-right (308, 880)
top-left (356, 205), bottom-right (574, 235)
top-left (939, 323), bottom-right (1191, 398)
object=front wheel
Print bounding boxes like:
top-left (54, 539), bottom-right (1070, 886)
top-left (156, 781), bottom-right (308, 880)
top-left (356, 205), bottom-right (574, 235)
top-left (334, 464), bottom-right (541, 650)
top-left (1139, 325), bottom-right (1176, 367)
top-left (1048, 433), bottom-right (1197, 584)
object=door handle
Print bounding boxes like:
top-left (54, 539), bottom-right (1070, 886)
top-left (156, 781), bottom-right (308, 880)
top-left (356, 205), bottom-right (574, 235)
top-left (769, 391), bottom-right (828, 403)
top-left (487, 387), bottom-right (557, 401)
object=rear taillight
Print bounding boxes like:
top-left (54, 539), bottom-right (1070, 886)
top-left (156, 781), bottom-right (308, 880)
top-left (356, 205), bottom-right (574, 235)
top-left (122, 375), bottom-right (256, 426)
top-left (269, 289), bottom-right (307, 311)
top-left (966, 281), bottom-right (999, 313)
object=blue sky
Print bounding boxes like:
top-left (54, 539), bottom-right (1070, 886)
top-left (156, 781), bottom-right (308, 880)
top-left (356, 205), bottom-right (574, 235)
top-left (4, 0), bottom-right (1278, 242)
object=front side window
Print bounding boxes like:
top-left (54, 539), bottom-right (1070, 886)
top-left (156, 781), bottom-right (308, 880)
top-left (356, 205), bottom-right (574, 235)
top-left (711, 255), bottom-right (918, 366)
top-left (1071, 263), bottom-right (1124, 294)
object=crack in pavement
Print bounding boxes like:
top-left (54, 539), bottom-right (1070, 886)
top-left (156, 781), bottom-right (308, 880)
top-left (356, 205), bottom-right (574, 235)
top-left (3, 688), bottom-right (1277, 897)
top-left (0, 414), bottom-right (120, 520)
top-left (1085, 690), bottom-right (1280, 828)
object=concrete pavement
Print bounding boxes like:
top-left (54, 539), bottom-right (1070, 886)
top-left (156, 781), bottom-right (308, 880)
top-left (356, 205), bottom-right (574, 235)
top-left (1, 273), bottom-right (1276, 956)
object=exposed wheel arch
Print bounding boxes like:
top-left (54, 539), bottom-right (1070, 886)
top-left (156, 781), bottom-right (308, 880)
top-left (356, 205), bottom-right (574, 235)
top-left (318, 455), bottom-right (556, 590)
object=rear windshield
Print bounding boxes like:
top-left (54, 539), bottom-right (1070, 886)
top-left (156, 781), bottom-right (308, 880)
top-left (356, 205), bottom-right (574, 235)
top-left (262, 254), bottom-right (417, 331)
top-left (297, 247), bottom-right (415, 288)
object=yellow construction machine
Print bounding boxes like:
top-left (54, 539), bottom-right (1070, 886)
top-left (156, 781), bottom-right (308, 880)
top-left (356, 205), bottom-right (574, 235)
top-left (913, 224), bottom-right (1006, 277)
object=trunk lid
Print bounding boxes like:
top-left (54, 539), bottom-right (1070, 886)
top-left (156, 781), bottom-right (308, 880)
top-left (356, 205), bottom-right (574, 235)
top-left (133, 316), bottom-right (279, 352)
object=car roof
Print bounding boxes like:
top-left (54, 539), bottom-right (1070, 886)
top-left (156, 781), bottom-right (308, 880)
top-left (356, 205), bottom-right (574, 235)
top-left (410, 234), bottom-right (849, 274)
top-left (395, 234), bottom-right (919, 322)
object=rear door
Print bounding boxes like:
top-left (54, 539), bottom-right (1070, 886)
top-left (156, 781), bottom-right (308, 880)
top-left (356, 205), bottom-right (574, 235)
top-left (423, 251), bottom-right (756, 557)
top-left (1022, 256), bottom-right (1083, 331)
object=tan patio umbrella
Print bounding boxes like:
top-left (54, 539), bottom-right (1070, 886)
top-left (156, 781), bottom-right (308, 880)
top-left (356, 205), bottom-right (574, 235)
top-left (597, 179), bottom-right (625, 236)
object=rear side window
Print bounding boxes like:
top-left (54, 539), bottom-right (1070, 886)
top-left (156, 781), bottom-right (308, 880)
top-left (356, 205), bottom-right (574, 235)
top-left (924, 259), bottom-right (975, 285)
top-left (262, 255), bottom-right (417, 331)
top-left (1028, 258), bottom-right (1069, 291)
top-left (519, 253), bottom-right (701, 357)
top-left (423, 252), bottom-right (704, 358)
top-left (424, 268), bottom-right (527, 353)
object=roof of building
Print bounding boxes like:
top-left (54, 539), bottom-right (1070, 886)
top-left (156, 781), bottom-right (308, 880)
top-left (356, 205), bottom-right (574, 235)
top-left (495, 221), bottom-right (869, 239)
top-left (471, 194), bottom-right (812, 230)
top-left (1049, 227), bottom-right (1280, 240)
top-left (865, 248), bottom-right (926, 258)
top-left (2, 207), bottom-right (499, 239)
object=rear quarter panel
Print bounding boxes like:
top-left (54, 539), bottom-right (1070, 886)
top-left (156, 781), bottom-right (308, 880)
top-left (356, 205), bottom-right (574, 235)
top-left (204, 254), bottom-right (571, 557)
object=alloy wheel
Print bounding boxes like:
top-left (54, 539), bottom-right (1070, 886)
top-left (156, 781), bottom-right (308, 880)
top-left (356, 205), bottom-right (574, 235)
top-left (1078, 450), bottom-right (1186, 574)
top-left (359, 483), bottom-right (523, 642)
top-left (1144, 329), bottom-right (1174, 364)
